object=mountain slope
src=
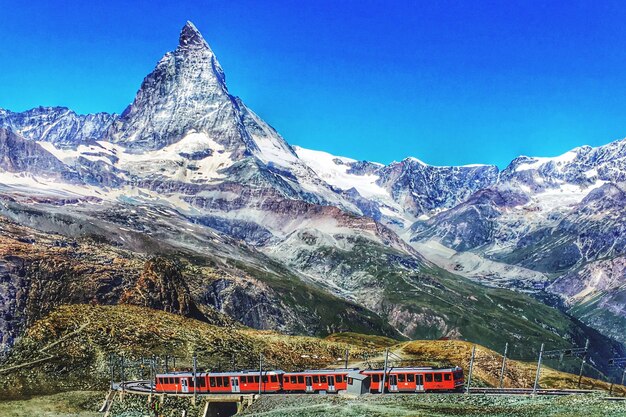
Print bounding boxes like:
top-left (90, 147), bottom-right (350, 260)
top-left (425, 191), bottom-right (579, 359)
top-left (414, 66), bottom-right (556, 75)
top-left (0, 21), bottom-right (623, 378)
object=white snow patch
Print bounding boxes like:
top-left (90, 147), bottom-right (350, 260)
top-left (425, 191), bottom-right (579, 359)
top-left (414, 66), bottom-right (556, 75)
top-left (294, 146), bottom-right (388, 199)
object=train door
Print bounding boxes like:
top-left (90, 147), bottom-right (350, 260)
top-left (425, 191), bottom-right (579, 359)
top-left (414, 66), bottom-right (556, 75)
top-left (231, 377), bottom-right (240, 393)
top-left (305, 376), bottom-right (313, 393)
top-left (389, 374), bottom-right (398, 392)
top-left (415, 374), bottom-right (424, 392)
top-left (328, 375), bottom-right (336, 392)
top-left (374, 374), bottom-right (383, 392)
top-left (181, 378), bottom-right (189, 393)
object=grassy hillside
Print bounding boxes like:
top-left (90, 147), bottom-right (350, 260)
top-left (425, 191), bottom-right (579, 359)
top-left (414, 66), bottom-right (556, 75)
top-left (1, 304), bottom-right (623, 400)
top-left (0, 304), bottom-right (376, 398)
top-left (399, 340), bottom-right (625, 394)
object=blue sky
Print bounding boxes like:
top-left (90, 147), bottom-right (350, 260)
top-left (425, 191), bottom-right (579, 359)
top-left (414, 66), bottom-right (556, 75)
top-left (2, 1), bottom-right (626, 168)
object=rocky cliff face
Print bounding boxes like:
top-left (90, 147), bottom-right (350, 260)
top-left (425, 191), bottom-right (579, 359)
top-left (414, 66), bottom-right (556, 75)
top-left (0, 21), bottom-right (624, 369)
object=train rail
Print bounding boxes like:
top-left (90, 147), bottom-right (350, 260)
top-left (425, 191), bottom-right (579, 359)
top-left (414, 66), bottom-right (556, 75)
top-left (115, 380), bottom-right (620, 398)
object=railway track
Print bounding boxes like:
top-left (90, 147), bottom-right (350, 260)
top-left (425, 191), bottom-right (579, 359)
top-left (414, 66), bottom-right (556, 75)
top-left (468, 387), bottom-right (598, 396)
top-left (116, 380), bottom-right (622, 399)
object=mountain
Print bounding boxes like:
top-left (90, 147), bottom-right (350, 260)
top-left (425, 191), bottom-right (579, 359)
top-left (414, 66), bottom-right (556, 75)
top-left (409, 143), bottom-right (626, 344)
top-left (0, 21), bottom-right (624, 377)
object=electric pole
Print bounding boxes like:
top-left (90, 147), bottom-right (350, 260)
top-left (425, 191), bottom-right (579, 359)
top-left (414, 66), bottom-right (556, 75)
top-left (499, 342), bottom-right (508, 389)
top-left (193, 351), bottom-right (197, 403)
top-left (466, 345), bottom-right (476, 394)
top-left (258, 353), bottom-right (263, 396)
top-left (109, 353), bottom-right (114, 390)
top-left (533, 343), bottom-right (544, 394)
top-left (380, 348), bottom-right (389, 394)
top-left (344, 350), bottom-right (349, 369)
top-left (577, 339), bottom-right (589, 389)
top-left (120, 354), bottom-right (125, 393)
top-left (150, 355), bottom-right (155, 396)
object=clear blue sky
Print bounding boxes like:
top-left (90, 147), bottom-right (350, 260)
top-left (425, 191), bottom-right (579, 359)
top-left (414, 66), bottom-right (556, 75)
top-left (2, 0), bottom-right (626, 168)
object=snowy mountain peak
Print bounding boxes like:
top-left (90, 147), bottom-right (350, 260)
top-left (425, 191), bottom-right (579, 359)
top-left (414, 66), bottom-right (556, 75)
top-left (109, 22), bottom-right (233, 151)
top-left (179, 21), bottom-right (209, 49)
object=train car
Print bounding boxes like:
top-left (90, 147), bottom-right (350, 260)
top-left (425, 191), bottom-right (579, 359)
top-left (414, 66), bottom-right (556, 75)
top-left (362, 367), bottom-right (464, 393)
top-left (282, 369), bottom-right (351, 393)
top-left (155, 372), bottom-right (209, 394)
top-left (207, 370), bottom-right (284, 394)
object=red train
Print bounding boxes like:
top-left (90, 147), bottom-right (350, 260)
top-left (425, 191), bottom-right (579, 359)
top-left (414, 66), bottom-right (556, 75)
top-left (154, 366), bottom-right (463, 394)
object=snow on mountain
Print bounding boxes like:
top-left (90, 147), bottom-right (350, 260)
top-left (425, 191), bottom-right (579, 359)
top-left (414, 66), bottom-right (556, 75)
top-left (0, 107), bottom-right (116, 148)
top-left (1, 20), bottom-right (626, 350)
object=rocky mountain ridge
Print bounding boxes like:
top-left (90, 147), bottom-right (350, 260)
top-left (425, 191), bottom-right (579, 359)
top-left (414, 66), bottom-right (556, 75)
top-left (0, 21), bottom-right (624, 372)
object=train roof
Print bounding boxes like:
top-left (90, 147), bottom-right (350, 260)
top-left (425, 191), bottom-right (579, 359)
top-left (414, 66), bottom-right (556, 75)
top-left (362, 366), bottom-right (463, 373)
top-left (156, 372), bottom-right (209, 377)
top-left (283, 368), bottom-right (357, 375)
top-left (156, 366), bottom-right (463, 378)
top-left (207, 370), bottom-right (285, 376)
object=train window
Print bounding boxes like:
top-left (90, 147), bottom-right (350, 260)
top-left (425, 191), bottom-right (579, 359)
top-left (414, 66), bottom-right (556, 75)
top-left (297, 376), bottom-right (304, 384)
top-left (210, 378), bottom-right (216, 387)
top-left (320, 376), bottom-right (327, 383)
top-left (336, 375), bottom-right (343, 383)
top-left (216, 378), bottom-right (223, 387)
top-left (372, 374), bottom-right (380, 383)
top-left (254, 376), bottom-right (260, 383)
top-left (407, 374), bottom-right (415, 382)
top-left (444, 374), bottom-right (451, 381)
top-left (199, 379), bottom-right (206, 387)
top-left (347, 377), bottom-right (353, 385)
top-left (398, 374), bottom-right (405, 382)
top-left (223, 377), bottom-right (230, 386)
top-left (425, 374), bottom-right (433, 382)
top-left (434, 374), bottom-right (442, 382)
top-left (262, 376), bottom-right (268, 383)
top-left (313, 376), bottom-right (319, 383)
top-left (290, 376), bottom-right (297, 384)
top-left (271, 375), bottom-right (278, 383)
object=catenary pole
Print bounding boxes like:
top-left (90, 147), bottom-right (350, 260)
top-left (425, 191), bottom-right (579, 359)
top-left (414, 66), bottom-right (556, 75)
top-left (258, 353), bottom-right (263, 396)
top-left (150, 355), bottom-right (155, 396)
top-left (193, 352), bottom-right (197, 402)
top-left (345, 350), bottom-right (349, 369)
top-left (577, 339), bottom-right (589, 389)
top-left (380, 348), bottom-right (389, 393)
top-left (109, 353), bottom-right (114, 390)
top-left (533, 343), bottom-right (544, 394)
top-left (120, 354), bottom-right (125, 393)
top-left (499, 342), bottom-right (508, 389)
top-left (466, 345), bottom-right (476, 394)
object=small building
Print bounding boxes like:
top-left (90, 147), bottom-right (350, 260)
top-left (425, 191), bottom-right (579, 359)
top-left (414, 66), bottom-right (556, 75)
top-left (345, 371), bottom-right (370, 395)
